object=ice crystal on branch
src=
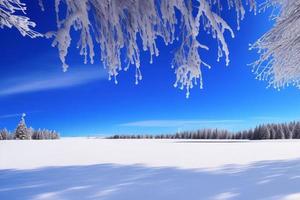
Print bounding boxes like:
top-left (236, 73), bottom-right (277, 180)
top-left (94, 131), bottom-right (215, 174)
top-left (251, 0), bottom-right (300, 90)
top-left (0, 0), bottom-right (41, 38)
top-left (46, 0), bottom-right (256, 97)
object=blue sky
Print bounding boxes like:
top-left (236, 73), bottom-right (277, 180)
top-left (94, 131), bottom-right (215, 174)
top-left (1, 1), bottom-right (300, 136)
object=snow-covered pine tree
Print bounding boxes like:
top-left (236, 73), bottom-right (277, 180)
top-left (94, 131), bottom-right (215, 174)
top-left (27, 126), bottom-right (34, 139)
top-left (295, 122), bottom-right (300, 139)
top-left (286, 121), bottom-right (295, 139)
top-left (31, 128), bottom-right (60, 139)
top-left (14, 113), bottom-right (30, 140)
top-left (0, 128), bottom-right (10, 140)
top-left (32, 129), bottom-right (42, 139)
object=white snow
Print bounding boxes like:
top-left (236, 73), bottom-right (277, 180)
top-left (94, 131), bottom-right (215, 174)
top-left (1, 138), bottom-right (300, 200)
top-left (1, 138), bottom-right (300, 170)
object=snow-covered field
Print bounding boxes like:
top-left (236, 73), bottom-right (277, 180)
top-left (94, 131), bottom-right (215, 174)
top-left (1, 139), bottom-right (300, 200)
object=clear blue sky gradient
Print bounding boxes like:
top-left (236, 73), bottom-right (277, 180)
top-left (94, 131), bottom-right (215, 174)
top-left (1, 1), bottom-right (300, 136)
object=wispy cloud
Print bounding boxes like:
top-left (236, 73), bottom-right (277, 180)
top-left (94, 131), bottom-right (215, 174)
top-left (120, 119), bottom-right (244, 128)
top-left (0, 67), bottom-right (106, 96)
top-left (0, 113), bottom-right (23, 119)
top-left (0, 111), bottom-right (41, 119)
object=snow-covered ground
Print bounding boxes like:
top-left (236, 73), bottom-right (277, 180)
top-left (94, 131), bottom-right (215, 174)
top-left (1, 139), bottom-right (300, 200)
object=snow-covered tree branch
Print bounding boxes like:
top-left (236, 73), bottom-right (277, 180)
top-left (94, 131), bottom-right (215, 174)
top-left (6, 0), bottom-right (300, 97)
top-left (0, 0), bottom-right (41, 37)
top-left (45, 0), bottom-right (256, 97)
top-left (251, 0), bottom-right (300, 90)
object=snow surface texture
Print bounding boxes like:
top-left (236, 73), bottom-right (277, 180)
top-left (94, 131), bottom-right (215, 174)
top-left (0, 0), bottom-right (41, 38)
top-left (45, 0), bottom-right (256, 98)
top-left (1, 139), bottom-right (300, 200)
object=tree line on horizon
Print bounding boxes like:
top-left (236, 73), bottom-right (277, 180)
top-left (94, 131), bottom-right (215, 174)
top-left (0, 114), bottom-right (59, 140)
top-left (107, 121), bottom-right (300, 140)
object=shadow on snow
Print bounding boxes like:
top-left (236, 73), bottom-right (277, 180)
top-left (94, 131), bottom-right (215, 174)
top-left (1, 159), bottom-right (300, 200)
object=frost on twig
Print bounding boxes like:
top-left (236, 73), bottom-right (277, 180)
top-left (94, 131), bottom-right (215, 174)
top-left (46, 0), bottom-right (256, 97)
top-left (0, 0), bottom-right (41, 38)
top-left (251, 0), bottom-right (300, 90)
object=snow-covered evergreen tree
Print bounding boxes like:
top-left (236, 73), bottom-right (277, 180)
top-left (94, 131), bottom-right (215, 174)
top-left (14, 113), bottom-right (30, 140)
top-left (32, 128), bottom-right (43, 139)
top-left (0, 128), bottom-right (10, 140)
top-left (31, 128), bottom-right (60, 140)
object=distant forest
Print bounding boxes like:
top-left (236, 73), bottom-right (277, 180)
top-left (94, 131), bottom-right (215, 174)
top-left (107, 121), bottom-right (300, 140)
top-left (0, 114), bottom-right (59, 140)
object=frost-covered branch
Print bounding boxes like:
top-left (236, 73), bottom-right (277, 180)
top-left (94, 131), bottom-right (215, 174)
top-left (5, 0), bottom-right (300, 96)
top-left (251, 0), bottom-right (300, 90)
top-left (46, 0), bottom-right (256, 97)
top-left (0, 0), bottom-right (41, 37)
